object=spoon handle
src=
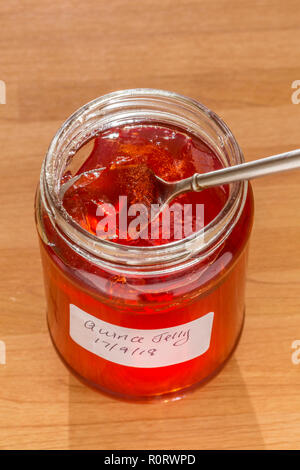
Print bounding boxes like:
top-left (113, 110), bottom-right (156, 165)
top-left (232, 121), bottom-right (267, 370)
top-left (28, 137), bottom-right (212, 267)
top-left (192, 149), bottom-right (300, 191)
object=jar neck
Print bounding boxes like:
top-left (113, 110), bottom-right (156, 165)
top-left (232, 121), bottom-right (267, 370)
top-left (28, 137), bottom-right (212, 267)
top-left (39, 89), bottom-right (247, 275)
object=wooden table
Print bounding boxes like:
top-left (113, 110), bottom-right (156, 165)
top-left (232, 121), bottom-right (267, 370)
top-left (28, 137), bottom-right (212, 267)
top-left (0, 0), bottom-right (300, 450)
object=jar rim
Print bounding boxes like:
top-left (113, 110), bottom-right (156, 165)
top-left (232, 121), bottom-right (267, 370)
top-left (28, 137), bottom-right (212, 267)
top-left (40, 88), bottom-right (248, 273)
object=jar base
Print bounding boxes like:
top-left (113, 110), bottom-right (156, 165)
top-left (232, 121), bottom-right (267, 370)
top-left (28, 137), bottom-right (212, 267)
top-left (47, 309), bottom-right (245, 403)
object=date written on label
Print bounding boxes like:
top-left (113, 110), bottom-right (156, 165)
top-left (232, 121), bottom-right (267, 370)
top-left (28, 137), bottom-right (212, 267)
top-left (70, 304), bottom-right (214, 368)
top-left (95, 338), bottom-right (157, 358)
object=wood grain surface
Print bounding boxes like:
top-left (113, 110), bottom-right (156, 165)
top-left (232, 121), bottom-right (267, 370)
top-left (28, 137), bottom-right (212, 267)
top-left (0, 0), bottom-right (300, 450)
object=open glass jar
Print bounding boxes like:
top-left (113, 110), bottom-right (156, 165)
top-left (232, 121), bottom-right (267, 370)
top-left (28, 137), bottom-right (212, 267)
top-left (35, 89), bottom-right (254, 399)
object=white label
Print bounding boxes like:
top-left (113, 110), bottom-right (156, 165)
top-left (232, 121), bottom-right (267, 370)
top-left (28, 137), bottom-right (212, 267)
top-left (69, 304), bottom-right (214, 368)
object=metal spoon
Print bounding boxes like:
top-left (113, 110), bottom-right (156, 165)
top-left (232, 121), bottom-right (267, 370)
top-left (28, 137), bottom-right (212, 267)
top-left (153, 149), bottom-right (300, 209)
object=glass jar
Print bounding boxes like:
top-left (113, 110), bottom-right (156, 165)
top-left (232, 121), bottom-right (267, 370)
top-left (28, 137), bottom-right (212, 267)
top-left (35, 89), bottom-right (254, 400)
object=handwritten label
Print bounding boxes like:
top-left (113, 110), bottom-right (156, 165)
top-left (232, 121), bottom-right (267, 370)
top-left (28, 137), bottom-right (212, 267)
top-left (69, 304), bottom-right (214, 368)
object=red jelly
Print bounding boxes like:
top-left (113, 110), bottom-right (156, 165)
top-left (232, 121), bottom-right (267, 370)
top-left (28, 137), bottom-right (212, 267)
top-left (35, 90), bottom-right (254, 399)
top-left (62, 124), bottom-right (229, 246)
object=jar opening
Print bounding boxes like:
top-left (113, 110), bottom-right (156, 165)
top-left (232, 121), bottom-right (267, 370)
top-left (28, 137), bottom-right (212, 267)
top-left (39, 89), bottom-right (248, 273)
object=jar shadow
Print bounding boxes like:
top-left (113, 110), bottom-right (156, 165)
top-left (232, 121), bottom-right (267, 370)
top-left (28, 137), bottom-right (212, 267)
top-left (67, 356), bottom-right (264, 450)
